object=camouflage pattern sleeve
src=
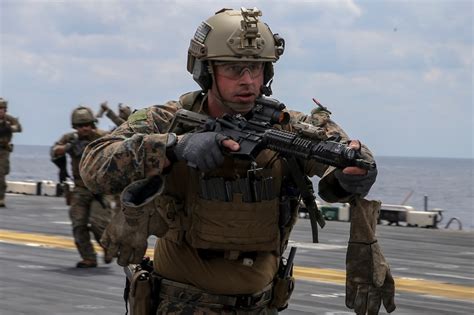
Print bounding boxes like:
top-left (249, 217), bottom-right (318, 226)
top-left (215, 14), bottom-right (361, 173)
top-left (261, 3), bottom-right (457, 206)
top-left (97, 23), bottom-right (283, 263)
top-left (317, 140), bottom-right (375, 203)
top-left (80, 101), bottom-right (180, 195)
top-left (51, 132), bottom-right (74, 159)
top-left (287, 109), bottom-right (375, 203)
top-left (7, 115), bottom-right (22, 133)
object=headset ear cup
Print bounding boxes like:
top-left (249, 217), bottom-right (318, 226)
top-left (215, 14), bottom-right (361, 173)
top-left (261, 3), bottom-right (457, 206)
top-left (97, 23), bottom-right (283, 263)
top-left (264, 63), bottom-right (274, 85)
top-left (192, 60), bottom-right (212, 91)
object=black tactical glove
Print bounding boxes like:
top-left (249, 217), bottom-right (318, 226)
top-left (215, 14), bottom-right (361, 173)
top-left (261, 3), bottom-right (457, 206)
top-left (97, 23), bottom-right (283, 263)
top-left (334, 168), bottom-right (377, 197)
top-left (174, 132), bottom-right (228, 171)
top-left (346, 197), bottom-right (396, 315)
top-left (0, 123), bottom-right (12, 136)
top-left (65, 139), bottom-right (89, 157)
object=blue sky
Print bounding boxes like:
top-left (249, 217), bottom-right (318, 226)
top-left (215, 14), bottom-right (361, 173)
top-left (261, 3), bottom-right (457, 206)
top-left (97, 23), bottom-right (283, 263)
top-left (1, 0), bottom-right (472, 158)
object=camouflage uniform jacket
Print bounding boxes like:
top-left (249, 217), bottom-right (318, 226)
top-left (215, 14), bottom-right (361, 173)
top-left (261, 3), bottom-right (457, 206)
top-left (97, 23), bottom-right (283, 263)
top-left (52, 129), bottom-right (108, 187)
top-left (0, 114), bottom-right (22, 150)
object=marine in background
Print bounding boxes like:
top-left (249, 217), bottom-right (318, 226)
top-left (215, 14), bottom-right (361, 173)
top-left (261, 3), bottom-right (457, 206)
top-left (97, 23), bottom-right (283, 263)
top-left (51, 106), bottom-right (113, 268)
top-left (0, 97), bottom-right (22, 208)
top-left (96, 101), bottom-right (132, 127)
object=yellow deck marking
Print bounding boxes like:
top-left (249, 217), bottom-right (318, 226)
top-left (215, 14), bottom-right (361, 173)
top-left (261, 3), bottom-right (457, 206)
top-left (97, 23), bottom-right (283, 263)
top-left (294, 266), bottom-right (474, 300)
top-left (1, 229), bottom-right (473, 301)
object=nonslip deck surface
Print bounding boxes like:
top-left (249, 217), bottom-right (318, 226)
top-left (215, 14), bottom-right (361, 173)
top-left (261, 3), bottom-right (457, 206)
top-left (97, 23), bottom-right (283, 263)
top-left (0, 194), bottom-right (472, 314)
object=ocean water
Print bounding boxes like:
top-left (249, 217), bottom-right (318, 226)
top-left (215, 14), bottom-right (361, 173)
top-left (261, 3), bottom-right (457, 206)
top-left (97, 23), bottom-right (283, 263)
top-left (7, 145), bottom-right (474, 229)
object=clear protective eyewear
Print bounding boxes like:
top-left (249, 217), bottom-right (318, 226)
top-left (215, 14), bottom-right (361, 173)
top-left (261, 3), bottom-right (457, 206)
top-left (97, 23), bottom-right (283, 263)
top-left (74, 123), bottom-right (93, 129)
top-left (214, 62), bottom-right (264, 80)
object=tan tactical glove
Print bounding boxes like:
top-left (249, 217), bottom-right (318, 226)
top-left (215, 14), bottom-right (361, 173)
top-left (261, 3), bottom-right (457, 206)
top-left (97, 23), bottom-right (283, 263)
top-left (100, 101), bottom-right (109, 111)
top-left (100, 176), bottom-right (168, 266)
top-left (346, 197), bottom-right (396, 315)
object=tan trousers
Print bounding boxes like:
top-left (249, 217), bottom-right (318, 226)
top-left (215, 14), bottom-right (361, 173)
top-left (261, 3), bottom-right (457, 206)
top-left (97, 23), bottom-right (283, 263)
top-left (69, 185), bottom-right (113, 260)
top-left (0, 149), bottom-right (10, 200)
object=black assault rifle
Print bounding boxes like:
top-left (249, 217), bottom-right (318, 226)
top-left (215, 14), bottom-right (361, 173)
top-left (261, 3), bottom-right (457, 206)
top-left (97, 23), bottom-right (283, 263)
top-left (168, 97), bottom-right (376, 243)
top-left (168, 97), bottom-right (376, 171)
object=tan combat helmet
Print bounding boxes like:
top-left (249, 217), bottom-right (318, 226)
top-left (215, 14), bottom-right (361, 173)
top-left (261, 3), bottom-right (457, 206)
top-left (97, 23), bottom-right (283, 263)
top-left (187, 7), bottom-right (285, 91)
top-left (0, 98), bottom-right (7, 109)
top-left (71, 106), bottom-right (97, 128)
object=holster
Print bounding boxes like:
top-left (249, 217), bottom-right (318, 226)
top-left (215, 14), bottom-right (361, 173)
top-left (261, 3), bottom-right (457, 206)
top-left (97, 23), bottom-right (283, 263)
top-left (269, 275), bottom-right (295, 311)
top-left (124, 259), bottom-right (154, 315)
top-left (269, 256), bottom-right (295, 311)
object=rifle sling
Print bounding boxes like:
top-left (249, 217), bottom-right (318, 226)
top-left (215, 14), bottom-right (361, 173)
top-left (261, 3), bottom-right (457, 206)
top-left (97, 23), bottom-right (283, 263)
top-left (286, 157), bottom-right (325, 243)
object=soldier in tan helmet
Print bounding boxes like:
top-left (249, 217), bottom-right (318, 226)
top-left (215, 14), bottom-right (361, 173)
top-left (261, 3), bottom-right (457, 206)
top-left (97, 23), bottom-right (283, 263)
top-left (51, 106), bottom-right (113, 268)
top-left (0, 98), bottom-right (22, 208)
top-left (80, 8), bottom-right (395, 314)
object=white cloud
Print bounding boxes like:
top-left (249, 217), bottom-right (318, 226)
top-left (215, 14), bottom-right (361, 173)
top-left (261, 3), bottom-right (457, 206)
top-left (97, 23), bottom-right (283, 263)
top-left (423, 68), bottom-right (442, 82)
top-left (0, 0), bottom-right (472, 158)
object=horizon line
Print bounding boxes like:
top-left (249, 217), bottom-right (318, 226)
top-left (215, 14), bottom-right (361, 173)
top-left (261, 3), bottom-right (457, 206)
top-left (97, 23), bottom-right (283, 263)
top-left (11, 143), bottom-right (474, 160)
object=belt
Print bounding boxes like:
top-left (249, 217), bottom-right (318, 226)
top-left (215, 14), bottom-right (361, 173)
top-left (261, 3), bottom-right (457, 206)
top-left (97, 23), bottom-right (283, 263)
top-left (197, 249), bottom-right (258, 261)
top-left (155, 276), bottom-right (273, 309)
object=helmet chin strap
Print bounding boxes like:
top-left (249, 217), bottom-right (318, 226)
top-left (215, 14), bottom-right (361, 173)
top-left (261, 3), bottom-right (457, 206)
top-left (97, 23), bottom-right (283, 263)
top-left (209, 61), bottom-right (256, 114)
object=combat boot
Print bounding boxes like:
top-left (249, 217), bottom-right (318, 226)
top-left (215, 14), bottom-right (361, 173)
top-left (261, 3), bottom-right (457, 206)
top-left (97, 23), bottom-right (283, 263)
top-left (76, 259), bottom-right (98, 268)
top-left (0, 199), bottom-right (5, 207)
